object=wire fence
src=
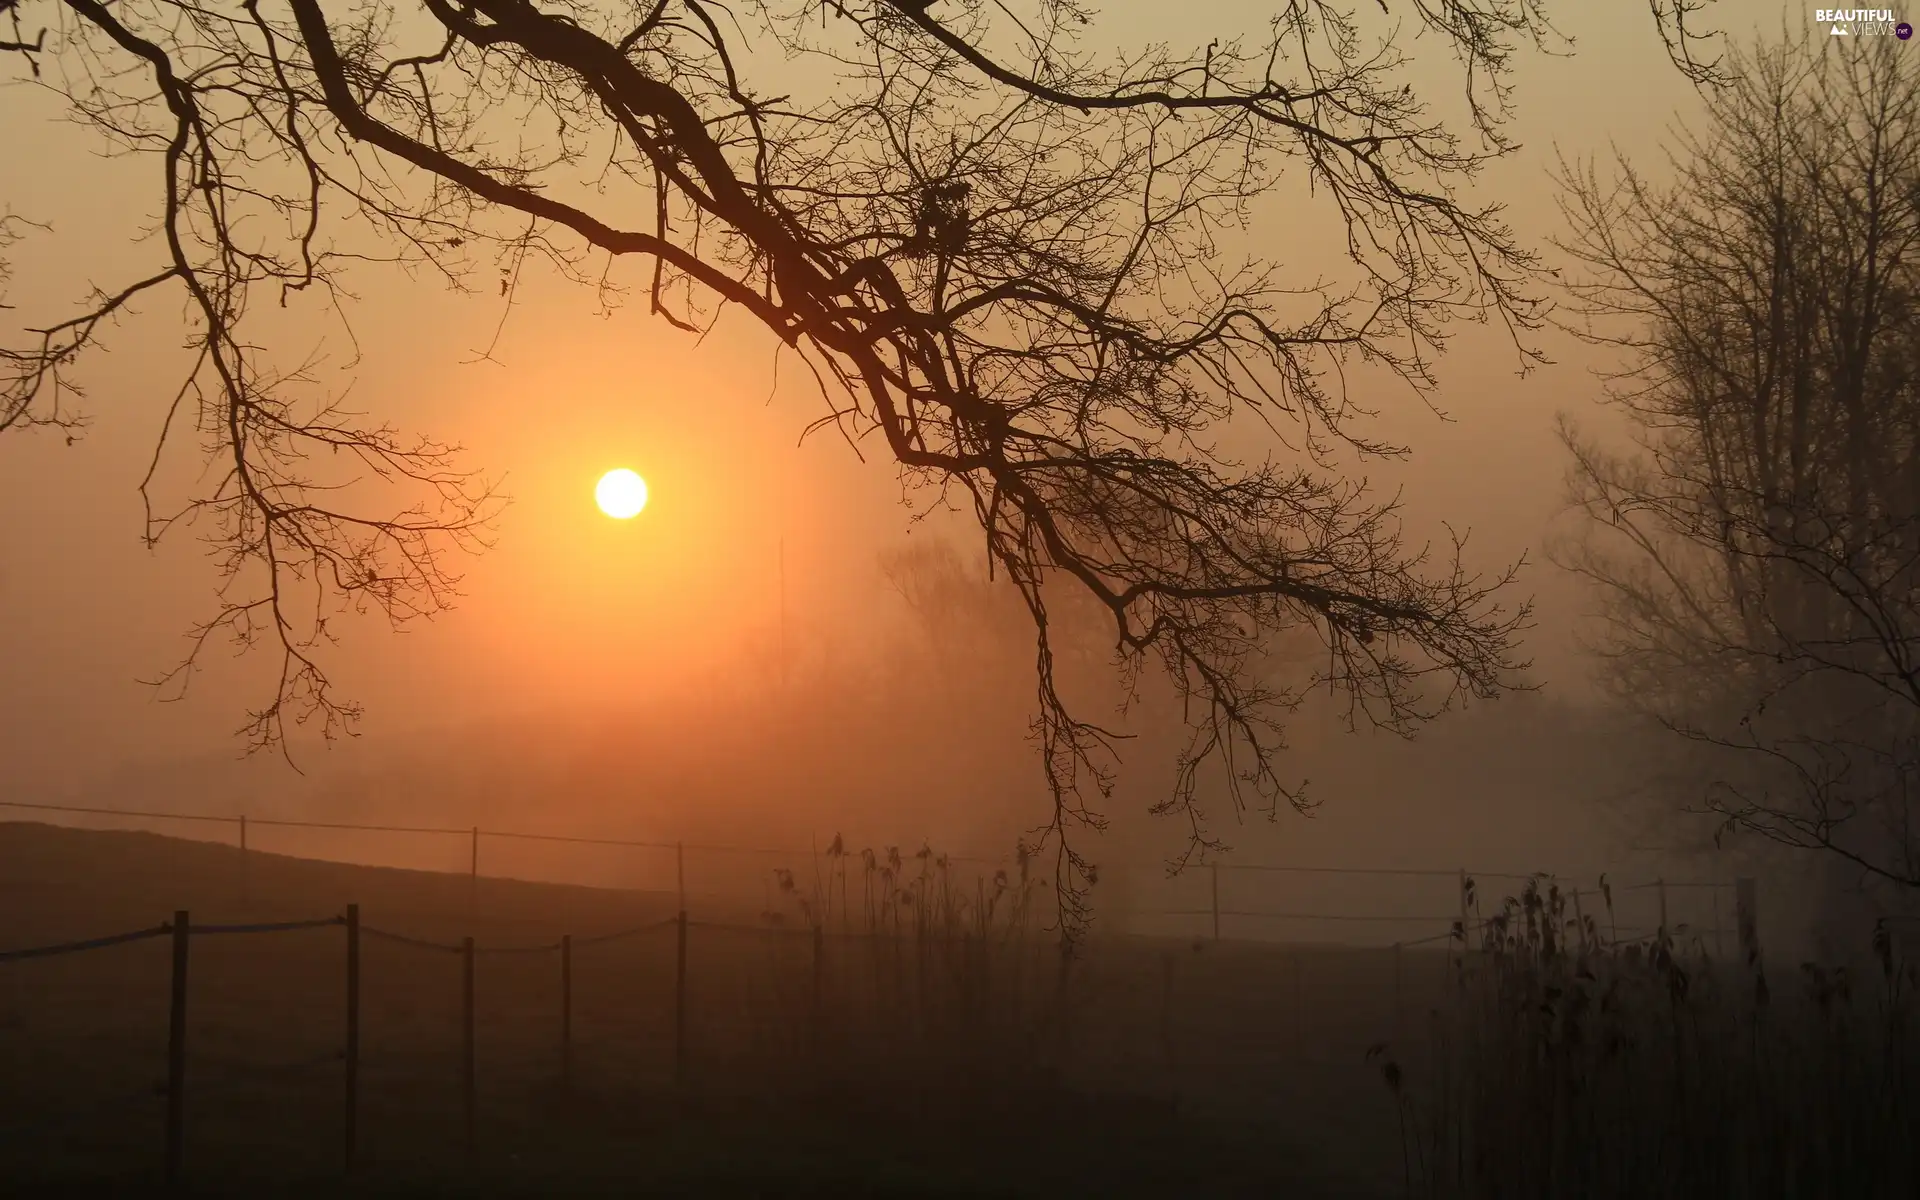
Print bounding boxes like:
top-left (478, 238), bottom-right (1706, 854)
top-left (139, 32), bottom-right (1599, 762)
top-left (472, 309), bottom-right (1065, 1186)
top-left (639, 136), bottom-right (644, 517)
top-left (0, 796), bottom-right (1768, 1188)
top-left (0, 797), bottom-right (1740, 952)
top-left (0, 893), bottom-right (1760, 1186)
top-left (0, 899), bottom-right (768, 1185)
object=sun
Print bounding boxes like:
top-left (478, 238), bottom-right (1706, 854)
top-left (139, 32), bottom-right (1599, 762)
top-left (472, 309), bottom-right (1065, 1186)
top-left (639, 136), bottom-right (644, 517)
top-left (594, 468), bottom-right (649, 519)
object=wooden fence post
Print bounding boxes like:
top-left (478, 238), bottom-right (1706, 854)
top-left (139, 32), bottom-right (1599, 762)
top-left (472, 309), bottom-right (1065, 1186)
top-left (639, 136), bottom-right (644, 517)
top-left (674, 909), bottom-right (689, 1091)
top-left (1160, 951), bottom-right (1175, 1074)
top-left (461, 935), bottom-right (475, 1158)
top-left (1293, 950), bottom-right (1306, 1060)
top-left (560, 934), bottom-right (572, 1095)
top-left (811, 922), bottom-right (825, 1049)
top-left (344, 903), bottom-right (360, 1172)
top-left (1054, 941), bottom-right (1073, 1067)
top-left (166, 910), bottom-right (190, 1187)
top-left (1392, 941), bottom-right (1404, 1046)
top-left (1457, 869), bottom-right (1471, 953)
top-left (1712, 884), bottom-right (1724, 959)
top-left (1210, 863), bottom-right (1221, 942)
top-left (1735, 877), bottom-right (1760, 967)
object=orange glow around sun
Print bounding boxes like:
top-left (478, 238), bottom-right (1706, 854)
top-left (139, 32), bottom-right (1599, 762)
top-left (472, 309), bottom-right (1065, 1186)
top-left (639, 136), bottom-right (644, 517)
top-left (595, 468), bottom-right (649, 519)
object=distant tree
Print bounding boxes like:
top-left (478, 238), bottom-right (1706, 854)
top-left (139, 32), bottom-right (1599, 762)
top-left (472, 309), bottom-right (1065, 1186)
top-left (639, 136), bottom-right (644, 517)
top-left (0, 0), bottom-right (1717, 930)
top-left (1554, 36), bottom-right (1920, 895)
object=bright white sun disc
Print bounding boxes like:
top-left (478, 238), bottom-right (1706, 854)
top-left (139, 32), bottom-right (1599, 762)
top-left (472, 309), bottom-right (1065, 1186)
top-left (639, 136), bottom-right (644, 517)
top-left (595, 468), bottom-right (648, 519)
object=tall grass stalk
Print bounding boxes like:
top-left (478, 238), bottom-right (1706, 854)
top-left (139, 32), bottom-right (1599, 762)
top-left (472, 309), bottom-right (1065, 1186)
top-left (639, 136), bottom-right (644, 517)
top-left (1374, 877), bottom-right (1920, 1199)
top-left (750, 841), bottom-right (1065, 1107)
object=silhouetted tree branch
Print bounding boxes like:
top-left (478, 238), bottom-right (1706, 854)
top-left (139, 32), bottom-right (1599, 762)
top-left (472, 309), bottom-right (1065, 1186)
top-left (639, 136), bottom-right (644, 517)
top-left (2, 0), bottom-right (1719, 933)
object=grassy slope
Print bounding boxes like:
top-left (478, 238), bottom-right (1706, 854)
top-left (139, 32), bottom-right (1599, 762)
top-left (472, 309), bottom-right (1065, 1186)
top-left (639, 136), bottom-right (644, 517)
top-left (0, 821), bottom-right (1407, 1197)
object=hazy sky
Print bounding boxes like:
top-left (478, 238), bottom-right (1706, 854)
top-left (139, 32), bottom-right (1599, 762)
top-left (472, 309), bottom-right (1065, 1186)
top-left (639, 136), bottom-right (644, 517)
top-left (0, 1), bottom-right (1805, 867)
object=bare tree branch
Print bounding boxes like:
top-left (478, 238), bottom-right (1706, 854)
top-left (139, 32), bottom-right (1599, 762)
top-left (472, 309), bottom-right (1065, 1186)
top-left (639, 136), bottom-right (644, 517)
top-left (2, 0), bottom-right (1710, 934)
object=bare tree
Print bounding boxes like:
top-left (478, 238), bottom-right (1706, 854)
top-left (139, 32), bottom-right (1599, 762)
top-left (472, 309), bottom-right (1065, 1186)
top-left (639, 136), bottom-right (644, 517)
top-left (0, 0), bottom-right (1716, 929)
top-left (1554, 35), bottom-right (1920, 895)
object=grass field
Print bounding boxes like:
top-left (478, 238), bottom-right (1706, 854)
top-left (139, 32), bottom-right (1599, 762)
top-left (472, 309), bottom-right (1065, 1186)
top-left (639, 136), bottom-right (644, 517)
top-left (0, 821), bottom-right (1421, 1197)
top-left (21, 821), bottom-right (1904, 1197)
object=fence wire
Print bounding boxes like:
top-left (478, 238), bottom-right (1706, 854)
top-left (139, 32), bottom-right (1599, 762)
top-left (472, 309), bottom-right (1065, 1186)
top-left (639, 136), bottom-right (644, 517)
top-left (360, 926), bottom-right (462, 954)
top-left (0, 796), bottom-right (1733, 895)
top-left (193, 917), bottom-right (345, 936)
top-left (474, 940), bottom-right (562, 956)
top-left (570, 919), bottom-right (677, 947)
top-left (0, 886), bottom-right (1760, 1188)
top-left (0, 924), bottom-right (174, 962)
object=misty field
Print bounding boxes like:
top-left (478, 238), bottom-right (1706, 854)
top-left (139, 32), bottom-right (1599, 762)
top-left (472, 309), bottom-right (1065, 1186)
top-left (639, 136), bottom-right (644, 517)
top-left (3, 821), bottom-right (1917, 1198)
top-left (0, 821), bottom-right (1416, 1196)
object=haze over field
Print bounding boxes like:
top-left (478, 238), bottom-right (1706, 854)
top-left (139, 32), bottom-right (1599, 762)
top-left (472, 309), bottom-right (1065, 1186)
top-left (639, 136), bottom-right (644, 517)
top-left (0, 1), bottom-right (1853, 935)
top-left (13, 2), bottom-right (1920, 1195)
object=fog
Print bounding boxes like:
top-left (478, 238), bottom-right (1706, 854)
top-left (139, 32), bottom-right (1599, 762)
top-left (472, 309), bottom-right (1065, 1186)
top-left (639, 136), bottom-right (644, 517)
top-left (0, 0), bottom-right (1831, 945)
top-left (17, 3), bottom-right (1920, 1196)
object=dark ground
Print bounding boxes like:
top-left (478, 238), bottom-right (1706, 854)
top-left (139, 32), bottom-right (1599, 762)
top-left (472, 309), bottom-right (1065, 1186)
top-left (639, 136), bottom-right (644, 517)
top-left (0, 821), bottom-right (1418, 1197)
